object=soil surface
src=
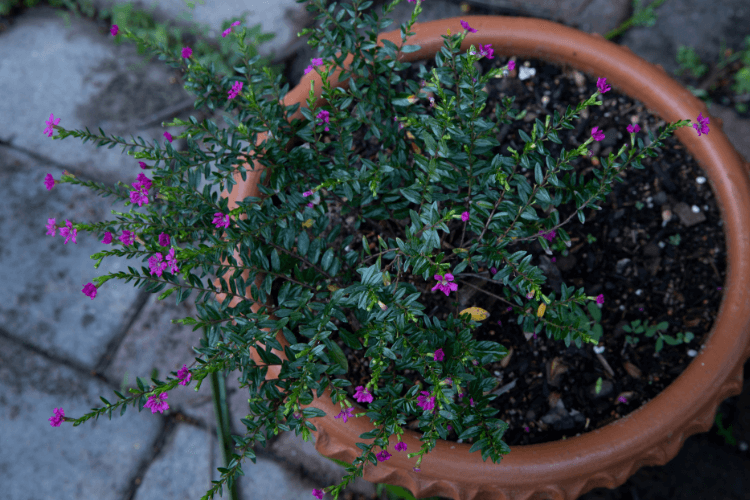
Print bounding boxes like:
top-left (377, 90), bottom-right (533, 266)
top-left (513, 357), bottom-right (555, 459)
top-left (267, 50), bottom-right (727, 448)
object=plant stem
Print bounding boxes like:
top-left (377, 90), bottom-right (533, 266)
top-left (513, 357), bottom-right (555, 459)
top-left (207, 327), bottom-right (240, 500)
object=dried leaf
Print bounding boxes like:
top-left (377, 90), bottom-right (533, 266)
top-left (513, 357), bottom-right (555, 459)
top-left (623, 361), bottom-right (642, 379)
top-left (500, 347), bottom-right (513, 368)
top-left (459, 306), bottom-right (490, 322)
top-left (302, 219), bottom-right (314, 228)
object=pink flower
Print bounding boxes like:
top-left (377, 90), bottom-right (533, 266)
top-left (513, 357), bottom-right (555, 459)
top-left (144, 392), bottom-right (169, 414)
top-left (164, 131), bottom-right (173, 143)
top-left (395, 441), bottom-right (407, 452)
top-left (49, 407), bottom-right (65, 427)
top-left (159, 232), bottom-right (170, 246)
top-left (228, 81), bottom-right (243, 99)
top-left (434, 348), bottom-right (445, 361)
top-left (148, 253), bottom-right (168, 277)
top-left (222, 20), bottom-right (241, 37)
top-left (460, 20), bottom-right (477, 33)
top-left (303, 190), bottom-right (313, 197)
top-left (596, 294), bottom-right (605, 304)
top-left (618, 396), bottom-right (628, 404)
top-left (596, 77), bottom-right (611, 94)
top-left (129, 188), bottom-right (149, 207)
top-left (461, 211), bottom-right (470, 222)
top-left (44, 173), bottom-right (55, 190)
top-left (213, 213), bottom-right (230, 229)
top-left (376, 450), bottom-right (392, 462)
top-left (120, 230), bottom-right (135, 246)
top-left (46, 218), bottom-right (57, 236)
top-left (165, 248), bottom-right (180, 274)
top-left (59, 220), bottom-right (77, 244)
top-left (627, 123), bottom-right (640, 134)
top-left (82, 282), bottom-right (97, 300)
top-left (304, 57), bottom-right (324, 75)
top-left (478, 43), bottom-right (494, 59)
top-left (181, 47), bottom-right (192, 58)
top-left (508, 60), bottom-right (515, 71)
top-left (539, 229), bottom-right (556, 242)
top-left (693, 112), bottom-right (710, 136)
top-left (110, 25), bottom-right (118, 36)
top-left (44, 113), bottom-right (60, 137)
top-left (334, 406), bottom-right (355, 423)
top-left (316, 110), bottom-right (330, 132)
top-left (432, 273), bottom-right (458, 296)
top-left (102, 232), bottom-right (113, 244)
top-left (312, 489), bottom-right (324, 499)
top-left (138, 161), bottom-right (148, 169)
top-left (417, 391), bottom-right (435, 411)
top-left (590, 126), bottom-right (605, 142)
top-left (354, 386), bottom-right (373, 403)
top-left (177, 364), bottom-right (192, 386)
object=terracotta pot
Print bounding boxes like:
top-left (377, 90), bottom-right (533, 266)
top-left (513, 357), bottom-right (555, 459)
top-left (212, 16), bottom-right (750, 500)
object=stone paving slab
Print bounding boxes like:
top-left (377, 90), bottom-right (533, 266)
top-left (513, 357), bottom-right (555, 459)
top-left (2, 0), bottom-right (749, 499)
top-left (0, 333), bottom-right (162, 500)
top-left (0, 6), bottom-right (192, 187)
top-left (0, 145), bottom-right (148, 368)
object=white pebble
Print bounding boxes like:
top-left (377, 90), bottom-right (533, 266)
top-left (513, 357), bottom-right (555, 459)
top-left (691, 205), bottom-right (700, 213)
top-left (739, 441), bottom-right (748, 452)
top-left (687, 349), bottom-right (697, 357)
top-left (593, 345), bottom-right (605, 354)
top-left (519, 66), bottom-right (536, 80)
top-left (634, 289), bottom-right (642, 296)
top-left (696, 176), bottom-right (706, 184)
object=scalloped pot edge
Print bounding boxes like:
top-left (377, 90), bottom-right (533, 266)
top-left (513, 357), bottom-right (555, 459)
top-left (210, 16), bottom-right (750, 500)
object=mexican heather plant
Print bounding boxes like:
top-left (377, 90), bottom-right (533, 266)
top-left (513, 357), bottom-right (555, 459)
top-left (42, 0), bottom-right (709, 498)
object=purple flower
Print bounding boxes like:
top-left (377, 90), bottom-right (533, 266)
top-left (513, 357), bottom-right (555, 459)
top-left (434, 348), bottom-right (445, 361)
top-left (49, 408), bottom-right (65, 427)
top-left (44, 113), bottom-right (60, 137)
top-left (144, 392), bottom-right (169, 414)
top-left (334, 406), bottom-right (355, 423)
top-left (596, 77), bottom-right (611, 94)
top-left (432, 273), bottom-right (458, 296)
top-left (110, 25), bottom-right (118, 36)
top-left (693, 112), bottom-right (710, 136)
top-left (627, 123), bottom-right (640, 134)
top-left (461, 211), bottom-right (470, 222)
top-left (354, 386), bottom-right (373, 403)
top-left (44, 173), bottom-right (55, 190)
top-left (460, 19), bottom-right (477, 33)
top-left (591, 126), bottom-right (605, 142)
top-left (82, 283), bottom-right (97, 300)
top-left (181, 47), bottom-right (192, 58)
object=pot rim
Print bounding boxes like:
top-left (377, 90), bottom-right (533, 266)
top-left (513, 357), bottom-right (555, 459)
top-left (215, 15), bottom-right (750, 499)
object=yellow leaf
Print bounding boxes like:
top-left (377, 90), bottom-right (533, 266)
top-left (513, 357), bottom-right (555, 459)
top-left (327, 285), bottom-right (339, 292)
top-left (302, 219), bottom-right (314, 228)
top-left (459, 307), bottom-right (489, 322)
top-left (537, 303), bottom-right (546, 318)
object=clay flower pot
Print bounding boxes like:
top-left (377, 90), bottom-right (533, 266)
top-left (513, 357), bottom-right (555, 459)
top-left (212, 16), bottom-right (750, 500)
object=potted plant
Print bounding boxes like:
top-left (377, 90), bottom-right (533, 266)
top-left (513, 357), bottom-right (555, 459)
top-left (43, 0), bottom-right (750, 499)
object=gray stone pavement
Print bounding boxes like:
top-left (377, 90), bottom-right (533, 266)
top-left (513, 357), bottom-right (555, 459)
top-left (1, 0), bottom-right (749, 499)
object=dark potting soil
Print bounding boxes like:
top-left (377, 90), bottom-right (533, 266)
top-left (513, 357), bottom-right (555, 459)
top-left (269, 52), bottom-right (727, 447)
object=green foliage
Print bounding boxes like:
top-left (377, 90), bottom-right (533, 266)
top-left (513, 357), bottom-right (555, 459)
top-left (0, 0), bottom-right (286, 86)
top-left (714, 411), bottom-right (737, 446)
top-left (676, 35), bottom-right (750, 114)
top-left (622, 319), bottom-right (693, 353)
top-left (675, 45), bottom-right (709, 79)
top-left (43, 0), bottom-right (706, 498)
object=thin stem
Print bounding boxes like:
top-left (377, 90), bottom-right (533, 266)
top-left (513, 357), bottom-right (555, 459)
top-left (208, 326), bottom-right (240, 500)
